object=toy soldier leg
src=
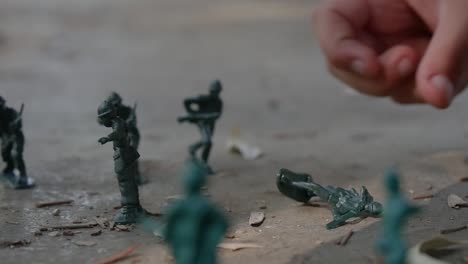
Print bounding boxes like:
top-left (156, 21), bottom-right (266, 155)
top-left (189, 123), bottom-right (205, 158)
top-left (13, 133), bottom-right (26, 177)
top-left (200, 123), bottom-right (214, 163)
top-left (116, 161), bottom-right (140, 206)
top-left (1, 138), bottom-right (14, 175)
top-left (114, 158), bottom-right (142, 224)
top-left (128, 129), bottom-right (145, 185)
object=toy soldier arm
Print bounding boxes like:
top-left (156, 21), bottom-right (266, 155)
top-left (178, 112), bottom-right (221, 123)
top-left (99, 119), bottom-right (126, 144)
top-left (9, 104), bottom-right (24, 132)
top-left (183, 95), bottom-right (210, 114)
top-left (326, 210), bottom-right (357, 229)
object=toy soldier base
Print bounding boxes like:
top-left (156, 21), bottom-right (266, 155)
top-left (1, 171), bottom-right (35, 190)
top-left (277, 168), bottom-right (383, 229)
top-left (98, 99), bottom-right (145, 224)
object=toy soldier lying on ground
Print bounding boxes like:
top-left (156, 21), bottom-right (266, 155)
top-left (98, 99), bottom-right (145, 224)
top-left (178, 80), bottom-right (223, 174)
top-left (106, 92), bottom-right (146, 185)
top-left (0, 96), bottom-right (34, 189)
top-left (277, 168), bottom-right (383, 229)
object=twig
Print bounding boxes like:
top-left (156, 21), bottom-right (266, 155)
top-left (440, 225), bottom-right (468, 234)
top-left (95, 245), bottom-right (138, 264)
top-left (42, 223), bottom-right (98, 230)
top-left (412, 194), bottom-right (434, 200)
top-left (336, 230), bottom-right (354, 246)
top-left (36, 200), bottom-right (73, 208)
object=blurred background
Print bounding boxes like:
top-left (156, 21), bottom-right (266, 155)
top-left (1, 0), bottom-right (468, 263)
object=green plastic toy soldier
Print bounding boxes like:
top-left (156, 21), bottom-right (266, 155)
top-left (277, 168), bottom-right (383, 229)
top-left (164, 158), bottom-right (228, 264)
top-left (178, 80), bottom-right (223, 174)
top-left (377, 169), bottom-right (419, 264)
top-left (98, 99), bottom-right (145, 224)
top-left (0, 96), bottom-right (34, 189)
top-left (106, 92), bottom-right (145, 185)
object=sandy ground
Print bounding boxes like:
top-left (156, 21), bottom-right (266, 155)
top-left (1, 0), bottom-right (468, 263)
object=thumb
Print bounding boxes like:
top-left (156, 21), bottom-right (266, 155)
top-left (415, 0), bottom-right (468, 109)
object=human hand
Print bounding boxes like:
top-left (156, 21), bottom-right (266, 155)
top-left (314, 0), bottom-right (468, 108)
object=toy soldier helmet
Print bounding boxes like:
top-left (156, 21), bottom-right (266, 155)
top-left (97, 100), bottom-right (114, 118)
top-left (367, 201), bottom-right (383, 216)
top-left (108, 92), bottom-right (122, 106)
top-left (183, 158), bottom-right (207, 194)
top-left (209, 80), bottom-right (223, 94)
top-left (0, 96), bottom-right (5, 107)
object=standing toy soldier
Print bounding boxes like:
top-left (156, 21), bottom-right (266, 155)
top-left (178, 80), bottom-right (223, 174)
top-left (106, 92), bottom-right (145, 185)
top-left (97, 99), bottom-right (145, 224)
top-left (377, 169), bottom-right (419, 264)
top-left (164, 158), bottom-right (228, 264)
top-left (0, 96), bottom-right (34, 189)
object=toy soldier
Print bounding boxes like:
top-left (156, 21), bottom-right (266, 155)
top-left (98, 99), bottom-right (145, 224)
top-left (377, 169), bottom-right (419, 264)
top-left (106, 92), bottom-right (145, 185)
top-left (0, 96), bottom-right (34, 189)
top-left (164, 158), bottom-right (228, 264)
top-left (178, 80), bottom-right (223, 173)
top-left (277, 168), bottom-right (383, 229)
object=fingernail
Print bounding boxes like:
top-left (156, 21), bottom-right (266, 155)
top-left (351, 60), bottom-right (366, 75)
top-left (430, 75), bottom-right (454, 100)
top-left (398, 58), bottom-right (413, 77)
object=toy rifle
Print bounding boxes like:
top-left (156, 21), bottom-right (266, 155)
top-left (177, 112), bottom-right (220, 124)
top-left (127, 102), bottom-right (137, 126)
top-left (10, 103), bottom-right (24, 131)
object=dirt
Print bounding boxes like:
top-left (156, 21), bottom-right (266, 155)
top-left (1, 0), bottom-right (468, 263)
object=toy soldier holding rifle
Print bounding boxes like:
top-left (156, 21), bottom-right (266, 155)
top-left (0, 96), bottom-right (34, 189)
top-left (178, 80), bottom-right (223, 173)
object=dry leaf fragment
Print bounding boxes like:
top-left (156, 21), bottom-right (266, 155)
top-left (448, 194), bottom-right (468, 209)
top-left (226, 130), bottom-right (263, 160)
top-left (74, 241), bottom-right (97, 247)
top-left (115, 225), bottom-right (131, 232)
top-left (91, 230), bottom-right (102, 236)
top-left (224, 233), bottom-right (236, 239)
top-left (218, 242), bottom-right (263, 251)
top-left (165, 195), bottom-right (184, 202)
top-left (48, 231), bottom-right (60, 237)
top-left (94, 217), bottom-right (109, 229)
top-left (249, 212), bottom-right (265, 227)
top-left (62, 230), bottom-right (75, 236)
top-left (408, 237), bottom-right (468, 264)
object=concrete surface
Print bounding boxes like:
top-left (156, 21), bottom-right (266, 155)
top-left (0, 0), bottom-right (468, 263)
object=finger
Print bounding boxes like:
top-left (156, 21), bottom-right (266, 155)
top-left (378, 45), bottom-right (419, 84)
top-left (414, 0), bottom-right (468, 108)
top-left (313, 0), bottom-right (381, 77)
top-left (329, 66), bottom-right (390, 97)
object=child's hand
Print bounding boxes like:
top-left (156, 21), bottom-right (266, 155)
top-left (314, 0), bottom-right (468, 108)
